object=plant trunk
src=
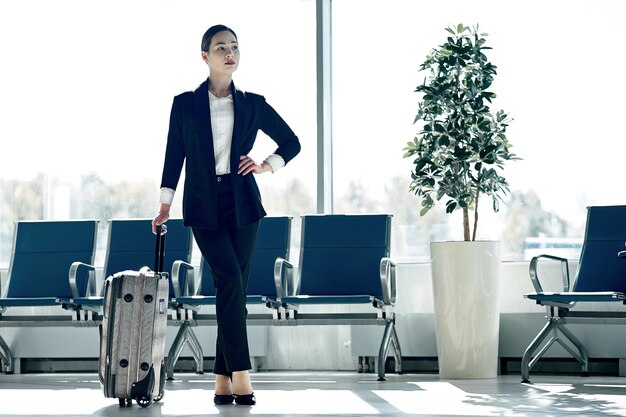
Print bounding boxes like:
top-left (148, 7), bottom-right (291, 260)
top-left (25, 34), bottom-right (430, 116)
top-left (472, 189), bottom-right (479, 241)
top-left (472, 201), bottom-right (478, 241)
top-left (463, 207), bottom-right (470, 241)
top-left (470, 173), bottom-right (482, 241)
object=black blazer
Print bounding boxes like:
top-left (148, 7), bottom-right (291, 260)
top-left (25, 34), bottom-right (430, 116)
top-left (160, 79), bottom-right (301, 229)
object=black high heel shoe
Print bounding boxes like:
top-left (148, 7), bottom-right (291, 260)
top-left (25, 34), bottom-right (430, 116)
top-left (233, 392), bottom-right (256, 405)
top-left (214, 394), bottom-right (234, 405)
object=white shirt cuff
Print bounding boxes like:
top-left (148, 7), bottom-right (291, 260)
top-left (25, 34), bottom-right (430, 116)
top-left (264, 154), bottom-right (285, 173)
top-left (160, 187), bottom-right (175, 205)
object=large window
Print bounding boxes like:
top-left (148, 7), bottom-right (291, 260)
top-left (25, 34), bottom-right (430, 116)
top-left (3, 0), bottom-right (626, 266)
top-left (0, 0), bottom-right (316, 267)
top-left (332, 0), bottom-right (626, 260)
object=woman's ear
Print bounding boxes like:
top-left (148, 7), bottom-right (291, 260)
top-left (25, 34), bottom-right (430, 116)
top-left (201, 51), bottom-right (209, 63)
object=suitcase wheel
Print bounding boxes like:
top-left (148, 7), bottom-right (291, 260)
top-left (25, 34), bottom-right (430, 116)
top-left (136, 395), bottom-right (153, 408)
top-left (154, 392), bottom-right (164, 402)
top-left (118, 398), bottom-right (131, 407)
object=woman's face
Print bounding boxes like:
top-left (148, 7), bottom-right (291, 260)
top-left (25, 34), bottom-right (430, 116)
top-left (202, 30), bottom-right (240, 75)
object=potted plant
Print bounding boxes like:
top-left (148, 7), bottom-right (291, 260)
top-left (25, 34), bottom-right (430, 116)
top-left (403, 23), bottom-right (519, 379)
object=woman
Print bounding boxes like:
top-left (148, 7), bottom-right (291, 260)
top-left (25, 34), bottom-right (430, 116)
top-left (152, 24), bottom-right (300, 406)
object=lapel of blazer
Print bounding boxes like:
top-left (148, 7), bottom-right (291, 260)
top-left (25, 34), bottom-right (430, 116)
top-left (194, 80), bottom-right (217, 169)
top-left (230, 81), bottom-right (245, 174)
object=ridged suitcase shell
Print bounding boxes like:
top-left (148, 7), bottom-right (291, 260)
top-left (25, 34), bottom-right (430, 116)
top-left (99, 267), bottom-right (169, 407)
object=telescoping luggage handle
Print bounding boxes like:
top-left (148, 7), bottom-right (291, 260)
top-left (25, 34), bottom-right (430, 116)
top-left (155, 224), bottom-right (167, 274)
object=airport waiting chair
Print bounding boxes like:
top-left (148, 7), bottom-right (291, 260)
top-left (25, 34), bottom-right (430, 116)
top-left (279, 214), bottom-right (402, 381)
top-left (0, 220), bottom-right (99, 373)
top-left (62, 218), bottom-right (193, 311)
top-left (166, 216), bottom-right (292, 379)
top-left (522, 205), bottom-right (626, 383)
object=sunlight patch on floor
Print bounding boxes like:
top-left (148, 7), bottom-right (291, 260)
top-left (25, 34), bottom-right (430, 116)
top-left (0, 388), bottom-right (116, 415)
top-left (158, 389), bottom-right (219, 415)
top-left (248, 390), bottom-right (379, 415)
top-left (375, 382), bottom-right (523, 416)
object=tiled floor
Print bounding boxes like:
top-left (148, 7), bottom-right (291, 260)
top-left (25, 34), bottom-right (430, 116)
top-left (0, 371), bottom-right (625, 416)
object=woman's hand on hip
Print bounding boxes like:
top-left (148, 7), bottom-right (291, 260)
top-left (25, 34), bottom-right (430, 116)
top-left (152, 204), bottom-right (171, 234)
top-left (238, 155), bottom-right (271, 175)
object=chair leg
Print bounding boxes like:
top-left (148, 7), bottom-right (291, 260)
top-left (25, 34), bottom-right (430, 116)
top-left (556, 321), bottom-right (589, 375)
top-left (377, 321), bottom-right (394, 381)
top-left (185, 325), bottom-right (204, 374)
top-left (521, 317), bottom-right (589, 383)
top-left (521, 318), bottom-right (557, 383)
top-left (0, 335), bottom-right (13, 374)
top-left (166, 321), bottom-right (192, 380)
top-left (391, 324), bottom-right (402, 374)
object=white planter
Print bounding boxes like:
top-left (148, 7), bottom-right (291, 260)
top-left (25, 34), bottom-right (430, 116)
top-left (430, 241), bottom-right (501, 379)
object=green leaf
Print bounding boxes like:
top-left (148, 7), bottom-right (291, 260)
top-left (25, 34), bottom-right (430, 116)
top-left (414, 159), bottom-right (427, 172)
top-left (438, 135), bottom-right (450, 146)
top-left (478, 120), bottom-right (492, 132)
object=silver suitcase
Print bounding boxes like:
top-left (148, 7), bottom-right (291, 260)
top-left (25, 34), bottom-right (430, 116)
top-left (99, 226), bottom-right (169, 407)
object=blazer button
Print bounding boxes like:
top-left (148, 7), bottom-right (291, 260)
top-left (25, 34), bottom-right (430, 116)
top-left (217, 177), bottom-right (222, 183)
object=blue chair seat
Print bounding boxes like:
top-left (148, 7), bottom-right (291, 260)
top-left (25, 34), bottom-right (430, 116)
top-left (59, 296), bottom-right (104, 308)
top-left (281, 295), bottom-right (378, 305)
top-left (0, 297), bottom-right (59, 307)
top-left (525, 291), bottom-right (626, 303)
top-left (175, 295), bottom-right (216, 306)
top-left (175, 295), bottom-right (274, 306)
top-left (246, 295), bottom-right (270, 304)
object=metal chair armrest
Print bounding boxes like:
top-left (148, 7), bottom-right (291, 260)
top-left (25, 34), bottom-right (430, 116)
top-left (69, 261), bottom-right (97, 298)
top-left (379, 257), bottom-right (397, 306)
top-left (529, 254), bottom-right (571, 293)
top-left (172, 260), bottom-right (195, 298)
top-left (274, 258), bottom-right (293, 297)
top-left (0, 270), bottom-right (4, 314)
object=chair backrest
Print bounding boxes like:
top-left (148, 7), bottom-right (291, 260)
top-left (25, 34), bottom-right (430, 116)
top-left (103, 219), bottom-right (192, 297)
top-left (5, 220), bottom-right (98, 299)
top-left (198, 216), bottom-right (292, 297)
top-left (298, 214), bottom-right (391, 297)
top-left (574, 205), bottom-right (626, 292)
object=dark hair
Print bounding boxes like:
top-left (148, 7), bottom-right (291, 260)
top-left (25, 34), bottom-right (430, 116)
top-left (201, 25), bottom-right (238, 52)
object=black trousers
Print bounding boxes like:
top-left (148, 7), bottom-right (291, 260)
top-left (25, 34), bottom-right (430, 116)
top-left (191, 175), bottom-right (259, 375)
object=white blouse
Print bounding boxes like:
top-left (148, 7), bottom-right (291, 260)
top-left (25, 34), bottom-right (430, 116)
top-left (210, 91), bottom-right (235, 176)
top-left (159, 91), bottom-right (285, 205)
